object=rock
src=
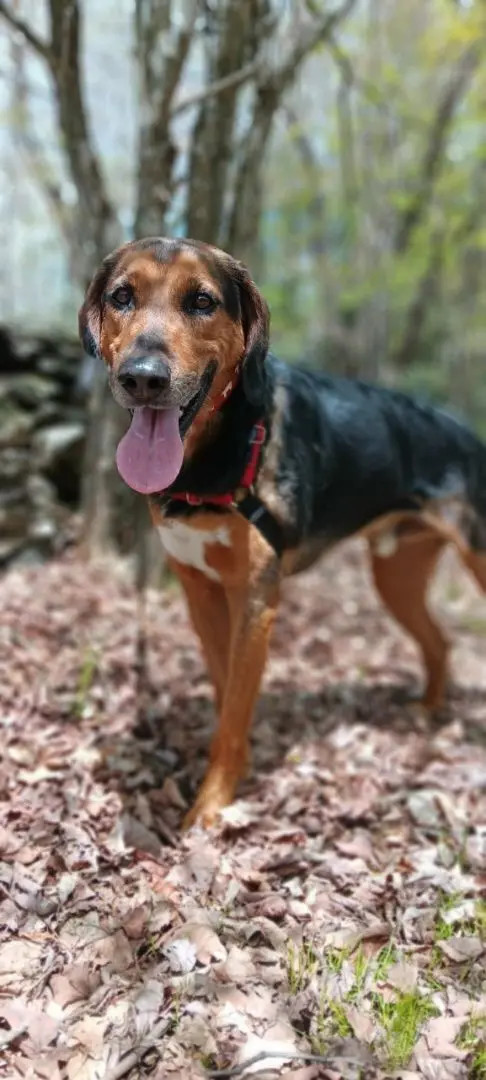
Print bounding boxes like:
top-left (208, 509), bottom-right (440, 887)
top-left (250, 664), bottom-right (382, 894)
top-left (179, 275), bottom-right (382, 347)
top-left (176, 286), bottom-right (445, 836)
top-left (0, 447), bottom-right (30, 482)
top-left (33, 422), bottom-right (85, 465)
top-left (33, 422), bottom-right (85, 502)
top-left (0, 406), bottom-right (34, 448)
top-left (0, 327), bottom-right (88, 565)
top-left (0, 373), bottom-right (59, 410)
top-left (0, 505), bottom-right (30, 537)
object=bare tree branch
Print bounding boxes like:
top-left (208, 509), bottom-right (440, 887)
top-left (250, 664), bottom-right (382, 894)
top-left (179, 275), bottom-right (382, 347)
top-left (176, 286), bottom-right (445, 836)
top-left (395, 42), bottom-right (480, 253)
top-left (206, 1049), bottom-right (366, 1078)
top-left (225, 0), bottom-right (359, 262)
top-left (0, 0), bottom-right (120, 282)
top-left (171, 59), bottom-right (261, 118)
top-left (9, 36), bottom-right (76, 258)
top-left (104, 1017), bottom-right (171, 1080)
top-left (0, 0), bottom-right (52, 62)
top-left (268, 0), bottom-right (359, 95)
top-left (46, 0), bottom-right (121, 268)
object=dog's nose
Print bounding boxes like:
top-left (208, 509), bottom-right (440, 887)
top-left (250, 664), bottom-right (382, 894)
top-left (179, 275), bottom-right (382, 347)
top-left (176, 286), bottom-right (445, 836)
top-left (117, 356), bottom-right (171, 404)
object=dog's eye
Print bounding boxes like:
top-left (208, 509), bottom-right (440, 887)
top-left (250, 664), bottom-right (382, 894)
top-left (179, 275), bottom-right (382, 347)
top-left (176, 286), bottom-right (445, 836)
top-left (110, 285), bottom-right (133, 309)
top-left (192, 292), bottom-right (216, 312)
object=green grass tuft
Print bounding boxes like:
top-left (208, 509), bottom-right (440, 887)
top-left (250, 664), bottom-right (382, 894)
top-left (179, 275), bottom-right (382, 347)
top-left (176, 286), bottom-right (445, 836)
top-left (374, 942), bottom-right (398, 982)
top-left (286, 939), bottom-right (318, 994)
top-left (470, 1049), bottom-right (486, 1079)
top-left (373, 990), bottom-right (439, 1070)
top-left (456, 1014), bottom-right (486, 1077)
top-left (73, 647), bottom-right (98, 718)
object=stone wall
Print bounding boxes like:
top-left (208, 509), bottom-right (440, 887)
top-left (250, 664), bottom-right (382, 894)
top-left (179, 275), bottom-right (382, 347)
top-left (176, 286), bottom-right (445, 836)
top-left (0, 326), bottom-right (89, 566)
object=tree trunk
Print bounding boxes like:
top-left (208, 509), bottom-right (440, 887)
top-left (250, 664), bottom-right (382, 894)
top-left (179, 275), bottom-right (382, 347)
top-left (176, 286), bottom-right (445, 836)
top-left (186, 0), bottom-right (263, 245)
top-left (134, 0), bottom-right (197, 238)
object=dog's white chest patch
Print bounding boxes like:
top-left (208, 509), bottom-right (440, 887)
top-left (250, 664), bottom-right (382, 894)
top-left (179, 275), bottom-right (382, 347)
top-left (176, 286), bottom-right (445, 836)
top-left (158, 520), bottom-right (231, 581)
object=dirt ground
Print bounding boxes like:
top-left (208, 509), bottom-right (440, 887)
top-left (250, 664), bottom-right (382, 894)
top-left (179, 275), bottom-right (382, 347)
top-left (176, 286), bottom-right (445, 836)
top-left (0, 540), bottom-right (485, 1080)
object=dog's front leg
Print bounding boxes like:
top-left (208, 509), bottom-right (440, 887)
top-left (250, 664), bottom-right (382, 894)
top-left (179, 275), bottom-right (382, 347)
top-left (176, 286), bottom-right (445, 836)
top-left (184, 550), bottom-right (280, 829)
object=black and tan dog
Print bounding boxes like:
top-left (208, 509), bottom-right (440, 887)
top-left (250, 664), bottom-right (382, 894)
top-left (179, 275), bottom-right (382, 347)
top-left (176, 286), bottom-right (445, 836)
top-left (79, 237), bottom-right (486, 827)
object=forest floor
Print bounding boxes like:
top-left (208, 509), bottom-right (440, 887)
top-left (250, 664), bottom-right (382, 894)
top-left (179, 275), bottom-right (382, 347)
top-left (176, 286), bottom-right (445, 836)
top-left (0, 541), bottom-right (485, 1080)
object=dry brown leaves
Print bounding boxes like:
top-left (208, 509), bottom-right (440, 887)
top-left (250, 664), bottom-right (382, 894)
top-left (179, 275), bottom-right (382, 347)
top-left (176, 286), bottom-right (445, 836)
top-left (0, 542), bottom-right (485, 1079)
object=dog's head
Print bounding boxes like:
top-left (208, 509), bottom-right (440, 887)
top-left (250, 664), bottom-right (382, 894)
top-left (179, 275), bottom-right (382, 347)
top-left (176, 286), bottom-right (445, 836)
top-left (78, 238), bottom-right (269, 494)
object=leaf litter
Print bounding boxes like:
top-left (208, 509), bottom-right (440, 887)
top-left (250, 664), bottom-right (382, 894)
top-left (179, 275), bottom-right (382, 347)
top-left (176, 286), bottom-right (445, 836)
top-left (0, 542), bottom-right (485, 1078)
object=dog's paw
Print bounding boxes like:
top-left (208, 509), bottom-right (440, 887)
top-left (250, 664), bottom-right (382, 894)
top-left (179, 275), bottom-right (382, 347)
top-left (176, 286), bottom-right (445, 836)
top-left (183, 771), bottom-right (238, 831)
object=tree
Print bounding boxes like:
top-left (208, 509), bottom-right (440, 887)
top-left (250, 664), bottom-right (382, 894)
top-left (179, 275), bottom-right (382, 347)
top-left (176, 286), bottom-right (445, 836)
top-left (262, 0), bottom-right (486, 394)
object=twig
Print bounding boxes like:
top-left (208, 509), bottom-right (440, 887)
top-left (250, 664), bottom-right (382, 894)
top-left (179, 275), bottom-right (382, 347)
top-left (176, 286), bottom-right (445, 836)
top-left (0, 0), bottom-right (52, 61)
top-left (271, 0), bottom-right (359, 92)
top-left (171, 60), bottom-right (261, 117)
top-left (206, 1049), bottom-right (367, 1078)
top-left (104, 1017), bottom-right (171, 1080)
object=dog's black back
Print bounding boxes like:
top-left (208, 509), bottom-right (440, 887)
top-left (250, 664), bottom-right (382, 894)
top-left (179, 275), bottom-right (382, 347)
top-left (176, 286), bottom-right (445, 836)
top-left (269, 358), bottom-right (486, 552)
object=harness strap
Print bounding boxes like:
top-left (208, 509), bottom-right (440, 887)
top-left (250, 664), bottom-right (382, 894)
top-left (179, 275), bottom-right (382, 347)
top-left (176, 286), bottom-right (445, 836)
top-left (236, 492), bottom-right (286, 558)
top-left (167, 419), bottom-right (285, 557)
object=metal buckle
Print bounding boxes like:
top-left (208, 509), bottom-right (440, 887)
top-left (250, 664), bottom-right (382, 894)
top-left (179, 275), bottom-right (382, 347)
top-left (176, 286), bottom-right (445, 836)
top-left (185, 493), bottom-right (203, 506)
top-left (221, 379), bottom-right (234, 400)
top-left (250, 423), bottom-right (266, 446)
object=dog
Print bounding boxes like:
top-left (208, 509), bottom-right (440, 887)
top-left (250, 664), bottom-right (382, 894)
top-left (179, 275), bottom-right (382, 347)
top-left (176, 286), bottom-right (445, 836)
top-left (79, 237), bottom-right (486, 827)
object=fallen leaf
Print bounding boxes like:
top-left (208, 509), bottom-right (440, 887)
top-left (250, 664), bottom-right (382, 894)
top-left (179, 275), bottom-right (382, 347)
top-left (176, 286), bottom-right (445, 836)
top-left (182, 842), bottom-right (218, 894)
top-left (423, 1015), bottom-right (467, 1058)
top-left (215, 945), bottom-right (257, 983)
top-left (177, 1015), bottom-right (218, 1055)
top-left (408, 790), bottom-right (442, 828)
top-left (238, 1020), bottom-right (297, 1074)
top-left (50, 964), bottom-right (101, 1007)
top-left (165, 938), bottom-right (198, 974)
top-left (133, 980), bottom-right (165, 1036)
top-left (0, 998), bottom-right (59, 1050)
top-left (71, 1014), bottom-right (106, 1057)
top-left (18, 766), bottom-right (64, 785)
top-left (92, 928), bottom-right (133, 972)
top-left (438, 936), bottom-right (483, 962)
top-left (121, 813), bottom-right (162, 857)
top-left (168, 922), bottom-right (227, 966)
top-left (122, 903), bottom-right (150, 939)
top-left (0, 940), bottom-right (44, 989)
top-left (344, 1004), bottom-right (376, 1042)
top-left (386, 957), bottom-right (418, 992)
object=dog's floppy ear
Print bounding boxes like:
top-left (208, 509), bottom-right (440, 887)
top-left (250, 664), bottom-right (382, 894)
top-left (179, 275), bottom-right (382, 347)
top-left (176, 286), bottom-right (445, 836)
top-left (233, 261), bottom-right (270, 406)
top-left (78, 250), bottom-right (119, 359)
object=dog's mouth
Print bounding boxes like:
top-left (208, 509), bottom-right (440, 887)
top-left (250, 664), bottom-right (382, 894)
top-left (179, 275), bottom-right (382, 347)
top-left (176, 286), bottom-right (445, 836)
top-left (179, 360), bottom-right (216, 438)
top-left (115, 361), bottom-right (216, 495)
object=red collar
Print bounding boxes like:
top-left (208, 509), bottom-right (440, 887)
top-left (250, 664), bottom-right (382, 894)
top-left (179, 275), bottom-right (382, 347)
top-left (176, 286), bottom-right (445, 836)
top-left (169, 419), bottom-right (266, 507)
top-left (166, 363), bottom-right (266, 507)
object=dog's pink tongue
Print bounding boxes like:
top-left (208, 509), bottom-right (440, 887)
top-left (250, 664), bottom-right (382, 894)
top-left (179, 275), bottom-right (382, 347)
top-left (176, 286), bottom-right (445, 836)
top-left (116, 407), bottom-right (183, 494)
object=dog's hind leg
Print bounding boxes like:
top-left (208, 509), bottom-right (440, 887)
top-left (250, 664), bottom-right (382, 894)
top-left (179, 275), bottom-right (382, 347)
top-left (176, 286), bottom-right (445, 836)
top-left (369, 528), bottom-right (449, 710)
